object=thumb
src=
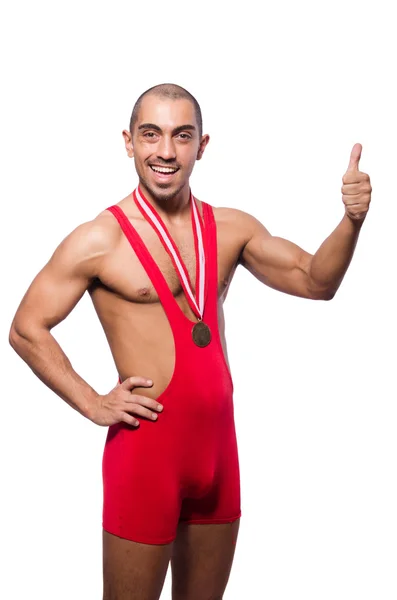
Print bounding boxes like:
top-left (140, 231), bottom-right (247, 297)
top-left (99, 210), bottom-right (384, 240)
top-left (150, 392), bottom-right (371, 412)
top-left (346, 143), bottom-right (362, 171)
top-left (120, 376), bottom-right (153, 391)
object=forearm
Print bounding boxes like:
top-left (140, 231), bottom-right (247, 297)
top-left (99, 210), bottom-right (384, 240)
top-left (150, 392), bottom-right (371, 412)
top-left (9, 326), bottom-right (98, 419)
top-left (309, 213), bottom-right (365, 296)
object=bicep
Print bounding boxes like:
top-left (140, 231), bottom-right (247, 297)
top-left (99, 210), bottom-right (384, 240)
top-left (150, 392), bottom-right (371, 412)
top-left (14, 259), bottom-right (91, 333)
top-left (239, 216), bottom-right (316, 299)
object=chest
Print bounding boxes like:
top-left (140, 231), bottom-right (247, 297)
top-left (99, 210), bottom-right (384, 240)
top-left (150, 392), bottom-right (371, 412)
top-left (99, 218), bottom-right (239, 304)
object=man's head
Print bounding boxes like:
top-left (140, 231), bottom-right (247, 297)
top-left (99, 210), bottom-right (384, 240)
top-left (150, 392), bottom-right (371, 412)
top-left (122, 84), bottom-right (210, 203)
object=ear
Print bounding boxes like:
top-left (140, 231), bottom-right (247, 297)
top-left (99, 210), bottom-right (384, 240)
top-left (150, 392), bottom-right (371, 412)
top-left (122, 129), bottom-right (134, 158)
top-left (197, 134), bottom-right (210, 160)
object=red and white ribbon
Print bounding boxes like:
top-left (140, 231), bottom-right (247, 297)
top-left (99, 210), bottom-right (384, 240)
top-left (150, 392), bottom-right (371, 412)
top-left (134, 186), bottom-right (206, 320)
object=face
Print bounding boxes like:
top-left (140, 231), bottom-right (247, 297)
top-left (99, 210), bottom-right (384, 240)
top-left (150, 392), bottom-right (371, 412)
top-left (122, 95), bottom-right (210, 202)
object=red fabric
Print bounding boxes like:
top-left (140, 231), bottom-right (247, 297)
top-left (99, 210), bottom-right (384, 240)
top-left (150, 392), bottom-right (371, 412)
top-left (102, 201), bottom-right (241, 544)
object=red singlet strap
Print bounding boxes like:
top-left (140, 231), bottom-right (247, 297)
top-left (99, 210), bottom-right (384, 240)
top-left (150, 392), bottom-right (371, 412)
top-left (107, 205), bottom-right (182, 319)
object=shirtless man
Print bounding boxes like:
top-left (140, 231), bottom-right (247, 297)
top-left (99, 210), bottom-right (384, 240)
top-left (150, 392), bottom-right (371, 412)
top-left (9, 83), bottom-right (372, 600)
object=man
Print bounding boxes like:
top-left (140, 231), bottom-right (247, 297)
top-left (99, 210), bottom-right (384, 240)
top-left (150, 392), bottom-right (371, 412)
top-left (9, 83), bottom-right (372, 600)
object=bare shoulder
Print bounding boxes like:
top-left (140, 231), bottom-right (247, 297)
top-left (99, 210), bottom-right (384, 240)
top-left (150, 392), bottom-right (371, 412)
top-left (58, 209), bottom-right (119, 255)
top-left (50, 208), bottom-right (121, 276)
top-left (208, 204), bottom-right (271, 245)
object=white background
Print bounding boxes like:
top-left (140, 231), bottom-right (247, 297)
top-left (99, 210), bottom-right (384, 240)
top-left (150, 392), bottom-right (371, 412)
top-left (1, 1), bottom-right (396, 598)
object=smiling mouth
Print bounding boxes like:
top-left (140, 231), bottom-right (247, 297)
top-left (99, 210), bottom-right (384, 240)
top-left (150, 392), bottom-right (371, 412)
top-left (150, 165), bottom-right (179, 175)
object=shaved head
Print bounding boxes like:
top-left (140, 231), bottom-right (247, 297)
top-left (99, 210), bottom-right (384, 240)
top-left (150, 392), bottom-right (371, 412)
top-left (129, 83), bottom-right (203, 138)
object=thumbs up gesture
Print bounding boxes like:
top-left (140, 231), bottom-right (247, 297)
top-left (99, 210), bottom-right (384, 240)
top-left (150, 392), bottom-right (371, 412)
top-left (341, 143), bottom-right (372, 221)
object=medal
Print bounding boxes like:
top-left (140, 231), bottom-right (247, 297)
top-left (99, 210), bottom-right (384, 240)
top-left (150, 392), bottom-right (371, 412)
top-left (134, 186), bottom-right (211, 347)
top-left (192, 320), bottom-right (212, 347)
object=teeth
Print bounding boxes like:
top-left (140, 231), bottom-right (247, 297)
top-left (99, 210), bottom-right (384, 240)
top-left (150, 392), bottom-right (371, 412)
top-left (151, 166), bottom-right (178, 174)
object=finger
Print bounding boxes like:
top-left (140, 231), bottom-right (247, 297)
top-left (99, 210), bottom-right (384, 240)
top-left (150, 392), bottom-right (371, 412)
top-left (120, 376), bottom-right (153, 391)
top-left (126, 394), bottom-right (164, 412)
top-left (126, 403), bottom-right (159, 421)
top-left (342, 193), bottom-right (371, 205)
top-left (346, 143), bottom-right (362, 172)
top-left (121, 413), bottom-right (140, 427)
top-left (342, 181), bottom-right (372, 194)
top-left (342, 171), bottom-right (369, 185)
top-left (344, 203), bottom-right (362, 209)
top-left (342, 195), bottom-right (361, 205)
top-left (341, 183), bottom-right (361, 194)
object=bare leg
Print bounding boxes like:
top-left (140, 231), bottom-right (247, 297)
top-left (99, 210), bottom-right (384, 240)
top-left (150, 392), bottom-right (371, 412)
top-left (171, 519), bottom-right (240, 600)
top-left (103, 529), bottom-right (173, 600)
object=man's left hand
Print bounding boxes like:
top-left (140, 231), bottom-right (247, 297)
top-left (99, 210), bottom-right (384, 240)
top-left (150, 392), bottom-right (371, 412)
top-left (341, 143), bottom-right (372, 221)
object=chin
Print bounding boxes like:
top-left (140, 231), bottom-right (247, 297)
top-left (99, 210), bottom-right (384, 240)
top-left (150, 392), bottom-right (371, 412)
top-left (139, 177), bottom-right (186, 202)
top-left (155, 186), bottom-right (185, 202)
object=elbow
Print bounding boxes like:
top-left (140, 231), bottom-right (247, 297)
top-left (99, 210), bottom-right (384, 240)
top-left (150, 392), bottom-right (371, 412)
top-left (306, 275), bottom-right (337, 301)
top-left (321, 290), bottom-right (336, 301)
top-left (9, 320), bottom-right (38, 353)
top-left (9, 323), bottom-right (25, 352)
top-left (307, 285), bottom-right (337, 301)
top-left (318, 286), bottom-right (337, 300)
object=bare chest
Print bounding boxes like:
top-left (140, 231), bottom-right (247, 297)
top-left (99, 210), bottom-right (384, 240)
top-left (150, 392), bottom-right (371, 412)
top-left (97, 218), bottom-right (240, 304)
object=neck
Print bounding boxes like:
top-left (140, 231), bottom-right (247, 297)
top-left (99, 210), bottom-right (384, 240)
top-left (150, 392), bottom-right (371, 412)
top-left (138, 181), bottom-right (192, 223)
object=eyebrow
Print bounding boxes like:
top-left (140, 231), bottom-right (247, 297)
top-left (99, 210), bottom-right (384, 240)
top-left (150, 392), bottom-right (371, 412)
top-left (138, 123), bottom-right (197, 135)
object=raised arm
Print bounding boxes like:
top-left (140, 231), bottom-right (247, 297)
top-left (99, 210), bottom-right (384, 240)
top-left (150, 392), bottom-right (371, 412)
top-left (9, 215), bottom-right (116, 417)
top-left (238, 143), bottom-right (371, 300)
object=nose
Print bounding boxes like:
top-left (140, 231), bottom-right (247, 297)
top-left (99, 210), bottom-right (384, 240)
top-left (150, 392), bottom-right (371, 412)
top-left (157, 135), bottom-right (176, 161)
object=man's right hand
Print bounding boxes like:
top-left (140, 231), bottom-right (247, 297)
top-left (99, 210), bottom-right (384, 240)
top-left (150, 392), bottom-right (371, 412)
top-left (88, 377), bottom-right (164, 427)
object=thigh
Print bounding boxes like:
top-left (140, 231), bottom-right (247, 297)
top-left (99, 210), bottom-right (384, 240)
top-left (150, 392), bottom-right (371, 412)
top-left (170, 518), bottom-right (240, 600)
top-left (103, 529), bottom-right (173, 600)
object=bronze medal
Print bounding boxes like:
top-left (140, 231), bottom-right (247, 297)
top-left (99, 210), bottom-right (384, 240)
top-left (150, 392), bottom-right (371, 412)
top-left (192, 321), bottom-right (212, 347)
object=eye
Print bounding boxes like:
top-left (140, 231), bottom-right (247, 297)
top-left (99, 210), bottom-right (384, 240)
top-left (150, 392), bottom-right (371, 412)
top-left (143, 132), bottom-right (158, 139)
top-left (177, 133), bottom-right (192, 140)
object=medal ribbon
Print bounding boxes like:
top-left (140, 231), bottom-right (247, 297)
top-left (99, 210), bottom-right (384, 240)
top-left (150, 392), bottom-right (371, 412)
top-left (133, 186), bottom-right (206, 320)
